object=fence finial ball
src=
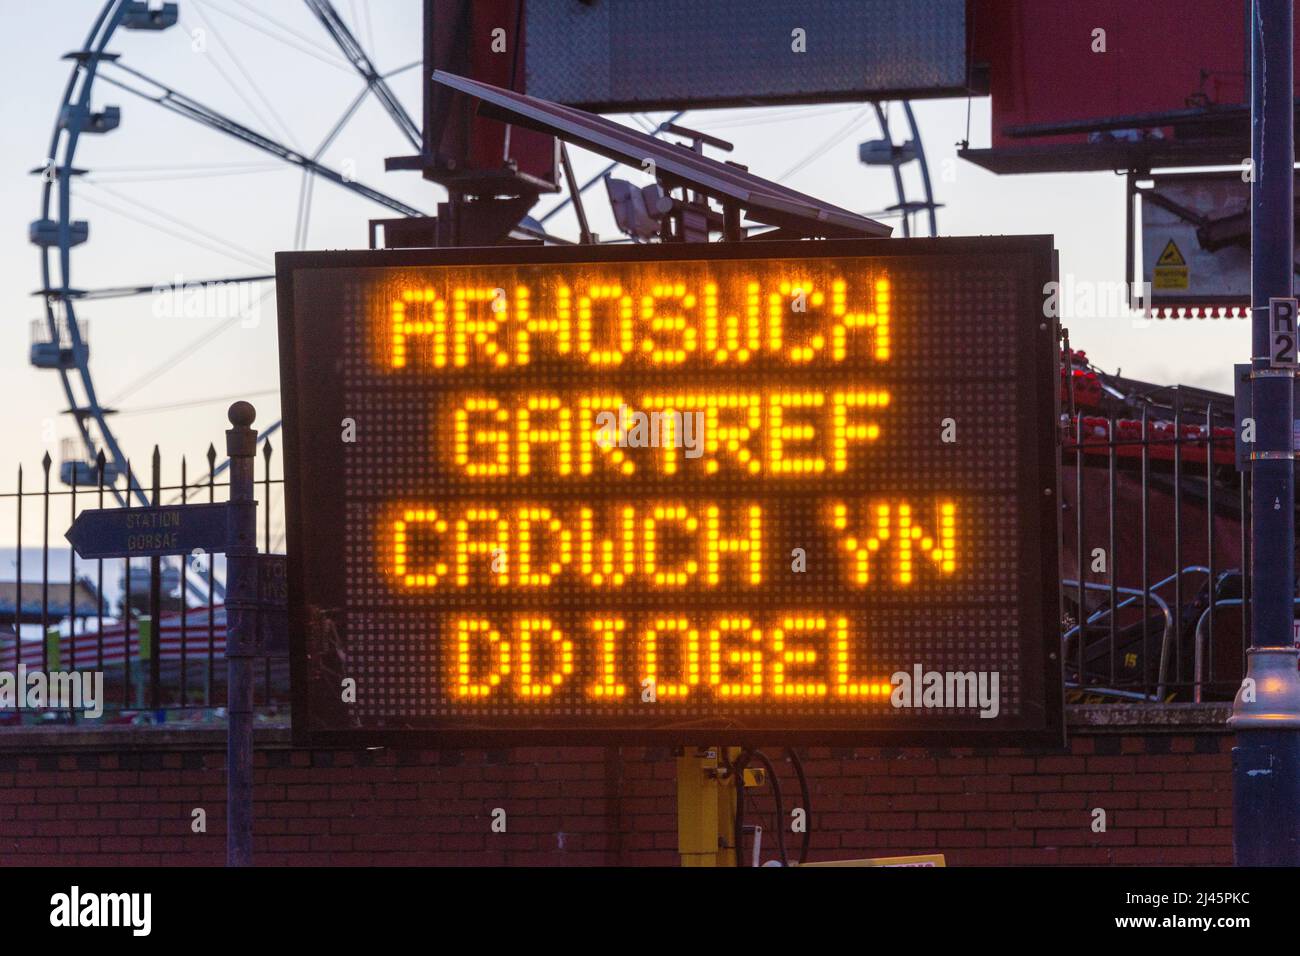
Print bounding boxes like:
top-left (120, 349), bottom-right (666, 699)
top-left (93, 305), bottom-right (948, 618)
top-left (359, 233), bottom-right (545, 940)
top-left (228, 401), bottom-right (256, 428)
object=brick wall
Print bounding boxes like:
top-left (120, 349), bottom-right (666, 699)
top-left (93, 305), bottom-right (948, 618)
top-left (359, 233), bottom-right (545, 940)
top-left (0, 709), bottom-right (1234, 866)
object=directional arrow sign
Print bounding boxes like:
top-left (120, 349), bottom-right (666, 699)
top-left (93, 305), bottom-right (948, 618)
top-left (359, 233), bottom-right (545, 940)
top-left (66, 502), bottom-right (230, 560)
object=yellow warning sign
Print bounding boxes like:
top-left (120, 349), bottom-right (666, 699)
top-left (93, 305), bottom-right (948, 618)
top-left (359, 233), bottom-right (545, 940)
top-left (1156, 239), bottom-right (1186, 266)
top-left (800, 853), bottom-right (948, 867)
top-left (1154, 238), bottom-right (1189, 289)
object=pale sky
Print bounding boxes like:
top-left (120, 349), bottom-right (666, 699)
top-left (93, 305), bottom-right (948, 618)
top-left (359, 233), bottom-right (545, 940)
top-left (0, 0), bottom-right (1250, 549)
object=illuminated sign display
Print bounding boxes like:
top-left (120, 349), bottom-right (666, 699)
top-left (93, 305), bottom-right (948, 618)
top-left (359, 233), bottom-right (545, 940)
top-left (276, 238), bottom-right (1061, 746)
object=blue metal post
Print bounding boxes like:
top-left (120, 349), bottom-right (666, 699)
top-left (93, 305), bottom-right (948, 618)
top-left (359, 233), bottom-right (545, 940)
top-left (1231, 0), bottom-right (1300, 866)
top-left (225, 402), bottom-right (259, 866)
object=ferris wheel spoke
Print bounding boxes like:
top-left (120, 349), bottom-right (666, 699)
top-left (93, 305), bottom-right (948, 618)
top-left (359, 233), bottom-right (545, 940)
top-left (382, 60), bottom-right (421, 80)
top-left (44, 274), bottom-right (274, 302)
top-left (74, 185), bottom-right (270, 272)
top-left (118, 387), bottom-right (279, 417)
top-left (181, 4), bottom-right (304, 154)
top-left (776, 105), bottom-right (873, 183)
top-left (192, 0), bottom-right (355, 75)
top-left (303, 0), bottom-right (422, 151)
top-left (97, 61), bottom-right (425, 217)
top-left (293, 80), bottom-right (369, 249)
top-left (315, 83), bottom-right (371, 159)
top-left (106, 287), bottom-right (277, 408)
top-left (294, 168), bottom-right (316, 250)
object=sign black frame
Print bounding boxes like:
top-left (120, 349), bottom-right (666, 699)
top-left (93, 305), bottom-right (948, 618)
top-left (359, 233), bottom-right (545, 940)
top-left (276, 236), bottom-right (1063, 749)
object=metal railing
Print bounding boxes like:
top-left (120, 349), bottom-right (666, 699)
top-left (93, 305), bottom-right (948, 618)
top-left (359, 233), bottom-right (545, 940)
top-left (1061, 578), bottom-right (1175, 700)
top-left (1061, 336), bottom-right (1252, 703)
top-left (0, 440), bottom-right (286, 724)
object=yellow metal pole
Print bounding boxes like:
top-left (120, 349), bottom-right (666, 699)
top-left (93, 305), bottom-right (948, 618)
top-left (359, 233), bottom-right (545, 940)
top-left (717, 746), bottom-right (740, 866)
top-left (676, 746), bottom-right (739, 867)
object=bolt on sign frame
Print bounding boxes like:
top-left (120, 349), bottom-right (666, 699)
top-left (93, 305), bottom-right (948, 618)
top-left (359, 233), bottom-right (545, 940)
top-left (276, 236), bottom-right (1062, 748)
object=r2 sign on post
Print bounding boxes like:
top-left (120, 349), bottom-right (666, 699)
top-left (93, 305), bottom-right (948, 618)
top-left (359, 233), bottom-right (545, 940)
top-left (1270, 297), bottom-right (1298, 367)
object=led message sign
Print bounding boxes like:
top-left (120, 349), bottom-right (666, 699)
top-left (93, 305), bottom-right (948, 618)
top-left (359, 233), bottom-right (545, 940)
top-left (276, 238), bottom-right (1061, 746)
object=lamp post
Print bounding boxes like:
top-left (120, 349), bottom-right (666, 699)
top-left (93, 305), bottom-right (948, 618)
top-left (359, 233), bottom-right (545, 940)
top-left (1230, 0), bottom-right (1300, 867)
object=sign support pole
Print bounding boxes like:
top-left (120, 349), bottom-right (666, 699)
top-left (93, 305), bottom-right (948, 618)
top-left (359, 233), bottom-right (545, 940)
top-left (225, 402), bottom-right (259, 867)
top-left (676, 747), bottom-right (746, 866)
top-left (1231, 0), bottom-right (1300, 866)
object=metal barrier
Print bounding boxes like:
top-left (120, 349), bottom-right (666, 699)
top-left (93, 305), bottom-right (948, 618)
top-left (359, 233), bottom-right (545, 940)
top-left (1192, 596), bottom-right (1300, 704)
top-left (1061, 333), bottom-right (1252, 702)
top-left (1061, 578), bottom-right (1175, 700)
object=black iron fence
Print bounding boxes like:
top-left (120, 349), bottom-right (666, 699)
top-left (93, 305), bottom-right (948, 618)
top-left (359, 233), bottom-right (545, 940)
top-left (1061, 342), bottom-right (1252, 705)
top-left (0, 441), bottom-right (287, 724)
